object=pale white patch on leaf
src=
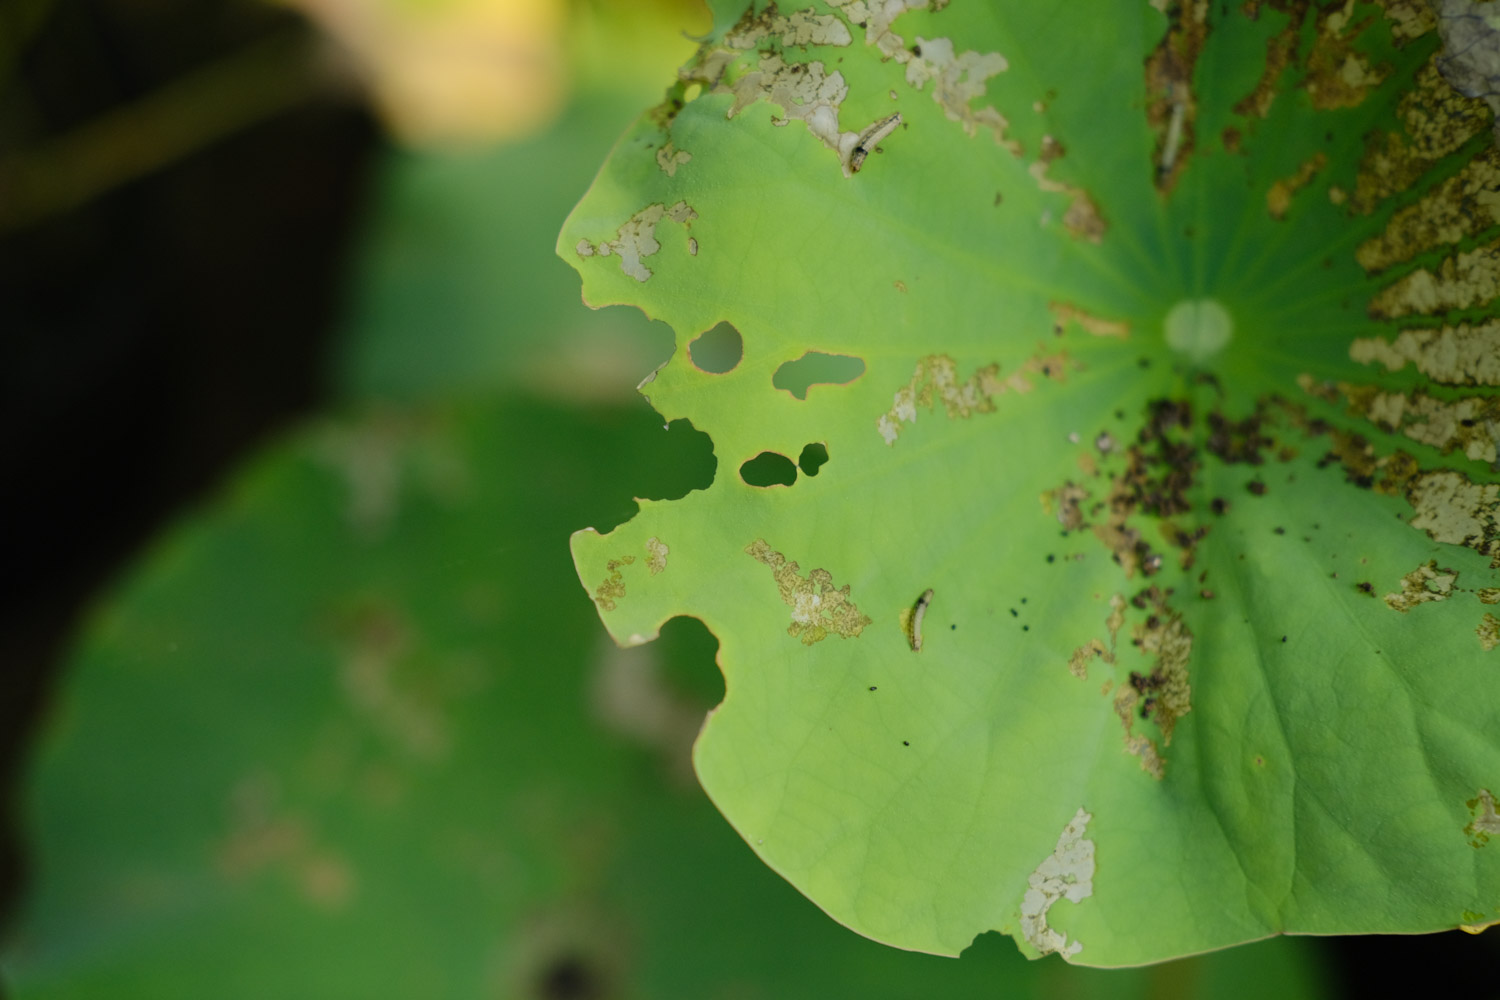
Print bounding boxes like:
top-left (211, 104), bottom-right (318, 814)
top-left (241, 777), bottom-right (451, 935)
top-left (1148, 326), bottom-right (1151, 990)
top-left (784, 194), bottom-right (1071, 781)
top-left (726, 6), bottom-right (853, 49)
top-left (1350, 322), bottom-right (1500, 385)
top-left (656, 141), bottom-right (692, 176)
top-left (1385, 560), bottom-right (1461, 612)
top-left (828, 0), bottom-right (931, 59)
top-left (576, 201), bottom-right (697, 282)
top-left (645, 536), bottom-right (669, 575)
top-left (1019, 808), bottom-right (1095, 958)
top-left (1406, 471), bottom-right (1500, 566)
top-left (905, 35), bottom-right (1014, 146)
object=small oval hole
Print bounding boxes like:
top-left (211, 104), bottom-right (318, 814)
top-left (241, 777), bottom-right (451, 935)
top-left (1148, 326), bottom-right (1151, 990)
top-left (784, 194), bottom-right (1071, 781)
top-left (772, 352), bottom-right (866, 399)
top-left (689, 322), bottom-right (743, 374)
top-left (739, 452), bottom-right (797, 488)
top-left (798, 443), bottom-right (829, 477)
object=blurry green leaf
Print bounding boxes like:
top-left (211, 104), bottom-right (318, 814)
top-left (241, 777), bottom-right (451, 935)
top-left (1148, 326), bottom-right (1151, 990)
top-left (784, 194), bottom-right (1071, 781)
top-left (1, 397), bottom-right (1322, 998)
top-left (338, 98), bottom-right (678, 402)
top-left (562, 0), bottom-right (1500, 965)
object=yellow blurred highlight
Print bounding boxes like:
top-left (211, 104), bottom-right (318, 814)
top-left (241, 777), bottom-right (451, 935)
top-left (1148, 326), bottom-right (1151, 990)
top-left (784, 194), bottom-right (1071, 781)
top-left (282, 0), bottom-right (710, 147)
top-left (282, 0), bottom-right (565, 145)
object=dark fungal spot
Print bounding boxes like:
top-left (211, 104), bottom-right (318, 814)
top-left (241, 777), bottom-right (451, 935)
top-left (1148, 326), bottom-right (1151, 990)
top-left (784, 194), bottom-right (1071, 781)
top-left (869, 686), bottom-right (877, 691)
top-left (1247, 479), bottom-right (1267, 496)
top-left (1281, 635), bottom-right (1288, 643)
top-left (1210, 497), bottom-right (1229, 515)
top-left (903, 740), bottom-right (910, 746)
top-left (1274, 526), bottom-right (1286, 535)
top-left (1356, 581), bottom-right (1374, 596)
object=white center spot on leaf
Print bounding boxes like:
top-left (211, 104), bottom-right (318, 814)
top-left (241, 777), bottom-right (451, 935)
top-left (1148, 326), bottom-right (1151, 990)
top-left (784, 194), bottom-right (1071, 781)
top-left (1164, 298), bottom-right (1233, 363)
top-left (1019, 807), bottom-right (1095, 958)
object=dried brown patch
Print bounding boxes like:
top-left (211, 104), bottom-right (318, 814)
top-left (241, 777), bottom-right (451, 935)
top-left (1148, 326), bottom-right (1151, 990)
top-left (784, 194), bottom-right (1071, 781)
top-left (1050, 302), bottom-right (1130, 339)
top-left (877, 350), bottom-right (1074, 444)
top-left (1350, 321), bottom-right (1500, 386)
top-left (1351, 59), bottom-right (1492, 214)
top-left (593, 555), bottom-right (636, 612)
top-left (1371, 0), bottom-right (1437, 44)
top-left (1028, 135), bottom-right (1108, 242)
top-left (1356, 148), bottom-right (1500, 272)
top-left (1368, 239), bottom-right (1500, 319)
top-left (1339, 382), bottom-right (1500, 463)
top-left (1267, 151), bottom-right (1328, 219)
top-left (1068, 594), bottom-right (1126, 680)
top-left (1384, 559), bottom-right (1461, 611)
top-left (1479, 613), bottom-right (1500, 651)
top-left (1145, 0), bottom-right (1210, 193)
top-left (1234, 1), bottom-right (1310, 119)
top-left (745, 538), bottom-right (872, 643)
top-left (1304, 6), bottom-right (1390, 110)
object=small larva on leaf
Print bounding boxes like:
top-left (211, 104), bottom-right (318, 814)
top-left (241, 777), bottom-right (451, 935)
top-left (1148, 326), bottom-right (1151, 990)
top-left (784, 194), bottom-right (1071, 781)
top-left (910, 588), bottom-right (934, 652)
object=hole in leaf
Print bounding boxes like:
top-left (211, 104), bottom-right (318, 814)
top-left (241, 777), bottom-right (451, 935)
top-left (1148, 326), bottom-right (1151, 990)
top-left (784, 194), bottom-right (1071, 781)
top-left (798, 442), bottom-right (829, 477)
top-left (657, 614), bottom-right (725, 707)
top-left (772, 351), bottom-right (866, 399)
top-left (688, 322), bottom-right (742, 373)
top-left (740, 451), bottom-right (797, 487)
top-left (630, 418), bottom-right (717, 503)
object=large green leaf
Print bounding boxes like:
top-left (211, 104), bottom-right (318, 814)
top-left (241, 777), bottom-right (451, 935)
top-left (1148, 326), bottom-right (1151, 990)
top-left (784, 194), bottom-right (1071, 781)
top-left (562, 0), bottom-right (1500, 966)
